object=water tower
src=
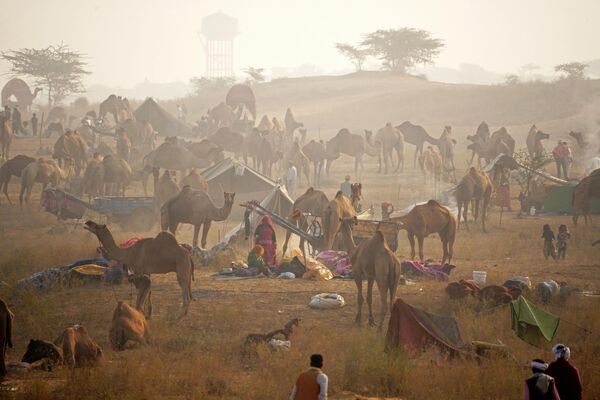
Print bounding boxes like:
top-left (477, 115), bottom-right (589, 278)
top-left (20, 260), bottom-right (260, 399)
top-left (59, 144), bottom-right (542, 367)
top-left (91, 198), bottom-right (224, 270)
top-left (199, 11), bottom-right (238, 78)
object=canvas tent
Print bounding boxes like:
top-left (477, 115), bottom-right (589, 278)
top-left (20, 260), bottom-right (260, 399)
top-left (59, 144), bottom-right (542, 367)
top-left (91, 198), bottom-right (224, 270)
top-left (511, 296), bottom-right (560, 347)
top-left (201, 157), bottom-right (278, 194)
top-left (386, 298), bottom-right (469, 356)
top-left (134, 97), bottom-right (192, 136)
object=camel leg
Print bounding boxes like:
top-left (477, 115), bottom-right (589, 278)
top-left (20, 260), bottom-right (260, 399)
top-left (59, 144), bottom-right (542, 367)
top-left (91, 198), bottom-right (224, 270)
top-left (366, 278), bottom-right (375, 327)
top-left (408, 233), bottom-right (416, 260)
top-left (463, 201), bottom-right (470, 231)
top-left (201, 221), bottom-right (212, 249)
top-left (375, 275), bottom-right (390, 331)
top-left (378, 153), bottom-right (382, 174)
top-left (2, 178), bottom-right (12, 205)
top-left (177, 269), bottom-right (192, 317)
top-left (192, 224), bottom-right (201, 248)
top-left (473, 198), bottom-right (481, 222)
top-left (282, 230), bottom-right (292, 256)
top-left (482, 197), bottom-right (488, 233)
top-left (441, 238), bottom-right (449, 265)
top-left (354, 274), bottom-right (364, 325)
top-left (417, 236), bottom-right (425, 261)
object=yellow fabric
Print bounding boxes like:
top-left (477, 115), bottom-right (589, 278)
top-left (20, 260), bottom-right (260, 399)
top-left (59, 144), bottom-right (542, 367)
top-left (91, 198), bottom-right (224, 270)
top-left (71, 264), bottom-right (106, 276)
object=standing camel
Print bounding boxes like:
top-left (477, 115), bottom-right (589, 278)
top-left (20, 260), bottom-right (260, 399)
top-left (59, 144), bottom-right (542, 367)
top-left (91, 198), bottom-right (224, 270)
top-left (161, 186), bottom-right (235, 248)
top-left (1, 118), bottom-right (13, 160)
top-left (322, 191), bottom-right (357, 251)
top-left (373, 123), bottom-right (404, 174)
top-left (437, 126), bottom-right (456, 180)
top-left (84, 221), bottom-right (194, 317)
top-left (325, 129), bottom-right (378, 175)
top-left (302, 140), bottom-right (331, 188)
top-left (391, 200), bottom-right (456, 264)
top-left (0, 154), bottom-right (35, 204)
top-left (53, 130), bottom-right (87, 175)
top-left (352, 231), bottom-right (401, 329)
top-left (19, 158), bottom-right (68, 206)
top-left (419, 146), bottom-right (442, 185)
top-left (572, 169), bottom-right (600, 225)
top-left (285, 141), bottom-right (310, 185)
top-left (455, 167), bottom-right (493, 232)
top-left (396, 121), bottom-right (438, 168)
top-left (281, 187), bottom-right (330, 256)
top-left (526, 125), bottom-right (550, 157)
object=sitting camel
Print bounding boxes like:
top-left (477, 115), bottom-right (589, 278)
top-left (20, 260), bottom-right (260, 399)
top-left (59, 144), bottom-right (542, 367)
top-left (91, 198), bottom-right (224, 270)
top-left (391, 200), bottom-right (456, 264)
top-left (282, 187), bottom-right (329, 256)
top-left (351, 230), bottom-right (401, 329)
top-left (455, 167), bottom-right (493, 232)
top-left (84, 221), bottom-right (194, 317)
top-left (109, 301), bottom-right (150, 351)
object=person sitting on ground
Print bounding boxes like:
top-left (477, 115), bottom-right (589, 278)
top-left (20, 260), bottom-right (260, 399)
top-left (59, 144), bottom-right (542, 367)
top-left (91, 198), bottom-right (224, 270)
top-left (556, 225), bottom-right (570, 260)
top-left (523, 359), bottom-right (560, 400)
top-left (541, 224), bottom-right (557, 260)
top-left (246, 245), bottom-right (271, 277)
top-left (290, 354), bottom-right (328, 400)
top-left (340, 175), bottom-right (352, 198)
top-left (546, 344), bottom-right (582, 400)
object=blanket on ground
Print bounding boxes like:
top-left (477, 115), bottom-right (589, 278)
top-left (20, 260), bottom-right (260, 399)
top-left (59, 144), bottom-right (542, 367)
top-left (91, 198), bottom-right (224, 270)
top-left (401, 261), bottom-right (455, 281)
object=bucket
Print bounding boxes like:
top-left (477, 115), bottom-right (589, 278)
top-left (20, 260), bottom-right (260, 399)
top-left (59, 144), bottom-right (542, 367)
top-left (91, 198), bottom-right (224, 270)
top-left (473, 271), bottom-right (487, 285)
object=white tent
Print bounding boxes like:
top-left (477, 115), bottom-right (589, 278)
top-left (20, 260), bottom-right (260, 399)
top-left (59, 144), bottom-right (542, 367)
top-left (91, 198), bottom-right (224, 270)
top-left (201, 157), bottom-right (278, 194)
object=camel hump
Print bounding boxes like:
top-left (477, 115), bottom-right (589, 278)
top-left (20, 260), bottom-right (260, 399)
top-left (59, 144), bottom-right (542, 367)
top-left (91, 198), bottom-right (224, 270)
top-left (426, 199), bottom-right (442, 208)
top-left (155, 231), bottom-right (179, 245)
top-left (305, 187), bottom-right (314, 194)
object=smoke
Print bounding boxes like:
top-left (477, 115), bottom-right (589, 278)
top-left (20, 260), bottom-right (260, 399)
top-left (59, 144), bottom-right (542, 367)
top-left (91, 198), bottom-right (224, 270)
top-left (570, 99), bottom-right (600, 168)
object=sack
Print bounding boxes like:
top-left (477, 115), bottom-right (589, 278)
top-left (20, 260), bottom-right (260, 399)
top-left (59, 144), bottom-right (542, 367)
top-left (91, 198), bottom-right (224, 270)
top-left (309, 293), bottom-right (345, 309)
top-left (278, 272), bottom-right (296, 279)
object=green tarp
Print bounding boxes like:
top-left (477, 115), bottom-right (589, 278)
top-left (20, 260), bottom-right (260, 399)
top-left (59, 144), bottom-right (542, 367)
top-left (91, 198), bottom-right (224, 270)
top-left (543, 184), bottom-right (600, 214)
top-left (511, 296), bottom-right (560, 347)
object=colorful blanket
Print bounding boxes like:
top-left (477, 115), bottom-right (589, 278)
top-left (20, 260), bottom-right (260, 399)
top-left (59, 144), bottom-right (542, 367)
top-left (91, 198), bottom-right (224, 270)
top-left (317, 250), bottom-right (351, 277)
top-left (401, 261), bottom-right (455, 281)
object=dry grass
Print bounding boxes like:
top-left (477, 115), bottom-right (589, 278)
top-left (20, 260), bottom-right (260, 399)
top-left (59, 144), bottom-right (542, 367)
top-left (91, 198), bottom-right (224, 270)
top-left (1, 114), bottom-right (599, 399)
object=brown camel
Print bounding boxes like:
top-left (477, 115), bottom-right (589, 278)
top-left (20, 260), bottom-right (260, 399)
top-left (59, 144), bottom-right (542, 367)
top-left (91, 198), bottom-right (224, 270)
top-left (572, 169), bottom-right (600, 225)
top-left (322, 191), bottom-right (357, 251)
top-left (109, 301), bottom-right (150, 351)
top-left (161, 186), bottom-right (235, 248)
top-left (208, 102), bottom-right (235, 130)
top-left (102, 155), bottom-right (132, 196)
top-left (282, 187), bottom-right (330, 255)
top-left (207, 127), bottom-right (245, 157)
top-left (1, 117), bottom-right (13, 160)
top-left (396, 121), bottom-right (439, 167)
top-left (186, 139), bottom-right (224, 167)
top-left (373, 123), bottom-right (404, 174)
top-left (180, 169), bottom-right (208, 191)
top-left (81, 157), bottom-right (105, 200)
top-left (391, 200), bottom-right (457, 264)
top-left (468, 124), bottom-right (515, 165)
top-left (526, 125), bottom-right (550, 157)
top-left (53, 130), bottom-right (87, 175)
top-left (0, 154), bottom-right (35, 204)
top-left (284, 108), bottom-right (304, 137)
top-left (437, 126), bottom-right (456, 178)
top-left (99, 95), bottom-right (131, 125)
top-left (568, 131), bottom-right (588, 149)
top-left (1, 78), bottom-right (42, 112)
top-left (116, 129), bottom-right (131, 162)
top-left (302, 140), bottom-right (331, 187)
top-left (455, 167), bottom-right (493, 232)
top-left (419, 146), bottom-right (442, 184)
top-left (20, 158), bottom-right (68, 206)
top-left (118, 118), bottom-right (154, 148)
top-left (0, 298), bottom-right (13, 378)
top-left (325, 129), bottom-right (378, 174)
top-left (285, 141), bottom-right (311, 184)
top-left (352, 231), bottom-right (401, 328)
top-left (155, 170), bottom-right (180, 207)
top-left (84, 221), bottom-right (194, 316)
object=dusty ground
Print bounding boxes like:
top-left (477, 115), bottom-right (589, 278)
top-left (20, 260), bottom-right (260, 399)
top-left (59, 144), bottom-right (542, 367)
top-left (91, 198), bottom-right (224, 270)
top-left (1, 96), bottom-right (599, 399)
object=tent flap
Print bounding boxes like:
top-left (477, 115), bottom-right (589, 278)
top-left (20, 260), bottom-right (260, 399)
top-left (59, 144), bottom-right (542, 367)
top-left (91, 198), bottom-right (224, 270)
top-left (134, 97), bottom-right (192, 136)
top-left (511, 296), bottom-right (560, 347)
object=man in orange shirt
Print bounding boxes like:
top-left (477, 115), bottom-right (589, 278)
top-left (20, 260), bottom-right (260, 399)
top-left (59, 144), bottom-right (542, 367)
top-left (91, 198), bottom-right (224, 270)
top-left (290, 354), bottom-right (328, 400)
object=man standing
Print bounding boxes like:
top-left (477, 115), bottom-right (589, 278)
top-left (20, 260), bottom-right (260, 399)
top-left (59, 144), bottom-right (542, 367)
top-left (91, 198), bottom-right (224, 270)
top-left (523, 359), bottom-right (560, 400)
top-left (290, 354), bottom-right (328, 400)
top-left (286, 161), bottom-right (298, 197)
top-left (12, 106), bottom-right (22, 135)
top-left (552, 140), bottom-right (572, 179)
top-left (30, 113), bottom-right (38, 137)
top-left (340, 175), bottom-right (352, 198)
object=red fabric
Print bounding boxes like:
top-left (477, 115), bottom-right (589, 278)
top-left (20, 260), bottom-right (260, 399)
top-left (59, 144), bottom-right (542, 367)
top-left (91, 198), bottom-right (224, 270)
top-left (546, 359), bottom-right (583, 400)
top-left (255, 223), bottom-right (277, 266)
top-left (119, 237), bottom-right (143, 248)
top-left (497, 184), bottom-right (511, 208)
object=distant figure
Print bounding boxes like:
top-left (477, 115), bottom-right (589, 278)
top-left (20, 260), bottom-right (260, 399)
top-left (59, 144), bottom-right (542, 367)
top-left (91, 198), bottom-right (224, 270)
top-left (340, 175), bottom-right (352, 198)
top-left (496, 169), bottom-right (512, 211)
top-left (546, 344), bottom-right (583, 400)
top-left (254, 215), bottom-right (278, 267)
top-left (523, 359), bottom-right (560, 400)
top-left (12, 106), bottom-right (22, 135)
top-left (3, 106), bottom-right (10, 120)
top-left (30, 113), bottom-right (38, 137)
top-left (290, 354), bottom-right (328, 400)
top-left (286, 161), bottom-right (298, 197)
top-left (177, 104), bottom-right (184, 122)
top-left (552, 140), bottom-right (572, 179)
top-left (541, 224), bottom-right (556, 260)
top-left (556, 225), bottom-right (570, 260)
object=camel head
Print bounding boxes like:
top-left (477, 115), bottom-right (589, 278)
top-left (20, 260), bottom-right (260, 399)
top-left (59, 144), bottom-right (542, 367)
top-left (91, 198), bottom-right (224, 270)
top-left (83, 220), bottom-right (109, 237)
top-left (223, 192), bottom-right (236, 206)
top-left (569, 131), bottom-right (582, 141)
top-left (22, 339), bottom-right (62, 364)
top-left (535, 130), bottom-right (550, 141)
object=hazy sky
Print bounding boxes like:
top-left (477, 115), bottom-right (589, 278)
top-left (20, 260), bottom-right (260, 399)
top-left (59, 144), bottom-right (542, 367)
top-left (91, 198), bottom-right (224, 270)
top-left (1, 0), bottom-right (599, 87)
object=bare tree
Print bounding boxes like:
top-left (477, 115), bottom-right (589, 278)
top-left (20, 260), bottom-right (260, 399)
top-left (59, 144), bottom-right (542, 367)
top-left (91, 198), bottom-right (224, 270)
top-left (555, 62), bottom-right (588, 80)
top-left (335, 43), bottom-right (368, 71)
top-left (1, 44), bottom-right (90, 106)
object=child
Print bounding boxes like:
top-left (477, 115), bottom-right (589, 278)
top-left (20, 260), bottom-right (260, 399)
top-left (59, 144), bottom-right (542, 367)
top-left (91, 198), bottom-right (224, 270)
top-left (247, 245), bottom-right (271, 276)
top-left (556, 224), bottom-right (570, 259)
top-left (542, 224), bottom-right (557, 260)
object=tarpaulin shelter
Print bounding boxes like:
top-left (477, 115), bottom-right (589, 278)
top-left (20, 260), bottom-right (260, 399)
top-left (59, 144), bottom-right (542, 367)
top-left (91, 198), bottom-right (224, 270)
top-left (201, 157), bottom-right (278, 194)
top-left (511, 296), bottom-right (560, 347)
top-left (543, 184), bottom-right (600, 214)
top-left (386, 298), bottom-right (469, 356)
top-left (134, 97), bottom-right (192, 136)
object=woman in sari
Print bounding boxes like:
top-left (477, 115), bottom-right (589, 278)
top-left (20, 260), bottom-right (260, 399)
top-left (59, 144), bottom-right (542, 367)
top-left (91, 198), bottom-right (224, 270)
top-left (254, 215), bottom-right (278, 267)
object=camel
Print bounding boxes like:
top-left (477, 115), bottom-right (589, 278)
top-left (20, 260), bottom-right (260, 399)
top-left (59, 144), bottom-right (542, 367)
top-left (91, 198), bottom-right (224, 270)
top-left (81, 157), bottom-right (105, 200)
top-left (322, 191), bottom-right (357, 251)
top-left (1, 117), bottom-right (13, 160)
top-left (526, 125), bottom-right (550, 157)
top-left (468, 124), bottom-right (515, 165)
top-left (101, 155), bottom-right (132, 196)
top-left (285, 141), bottom-right (311, 184)
top-left (350, 183), bottom-right (362, 212)
top-left (180, 169), bottom-right (208, 191)
top-left (325, 129), bottom-right (378, 174)
top-left (419, 146), bottom-right (442, 184)
top-left (20, 158), bottom-right (68, 206)
top-left (396, 121), bottom-right (438, 167)
top-left (99, 95), bottom-right (131, 125)
top-left (118, 118), bottom-right (154, 148)
top-left (161, 186), bottom-right (235, 248)
top-left (46, 107), bottom-right (68, 128)
top-left (284, 108), bottom-right (304, 138)
top-left (352, 231), bottom-right (401, 328)
top-left (302, 140), bottom-right (331, 187)
top-left (568, 131), bottom-right (588, 149)
top-left (155, 170), bottom-right (180, 207)
top-left (84, 221), bottom-right (194, 316)
top-left (282, 187), bottom-right (330, 255)
top-left (437, 126), bottom-right (456, 178)
top-left (116, 130), bottom-right (132, 162)
top-left (1, 78), bottom-right (42, 112)
top-left (53, 130), bottom-right (87, 175)
top-left (391, 200), bottom-right (457, 264)
top-left (455, 167), bottom-right (493, 232)
top-left (207, 127), bottom-right (245, 157)
top-left (572, 169), bottom-right (600, 225)
top-left (144, 141), bottom-right (208, 180)
top-left (0, 154), bottom-right (35, 204)
top-left (226, 84), bottom-right (256, 120)
top-left (373, 123), bottom-right (404, 174)
top-left (0, 298), bottom-right (13, 378)
top-left (109, 301), bottom-right (150, 351)
top-left (186, 139), bottom-right (224, 167)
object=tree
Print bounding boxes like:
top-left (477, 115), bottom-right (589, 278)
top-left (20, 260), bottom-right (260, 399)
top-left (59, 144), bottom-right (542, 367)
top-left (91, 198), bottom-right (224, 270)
top-left (361, 28), bottom-right (444, 73)
top-left (335, 43), bottom-right (368, 71)
top-left (242, 67), bottom-right (265, 85)
top-left (505, 74), bottom-right (520, 85)
top-left (189, 76), bottom-right (235, 95)
top-left (513, 148), bottom-right (553, 197)
top-left (554, 62), bottom-right (588, 80)
top-left (1, 44), bottom-right (90, 106)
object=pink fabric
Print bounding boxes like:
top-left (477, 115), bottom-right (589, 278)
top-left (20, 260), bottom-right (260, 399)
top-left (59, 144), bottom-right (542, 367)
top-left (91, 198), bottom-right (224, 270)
top-left (256, 227), bottom-right (277, 266)
top-left (317, 250), bottom-right (351, 275)
top-left (119, 237), bottom-right (143, 248)
top-left (401, 260), bottom-right (455, 281)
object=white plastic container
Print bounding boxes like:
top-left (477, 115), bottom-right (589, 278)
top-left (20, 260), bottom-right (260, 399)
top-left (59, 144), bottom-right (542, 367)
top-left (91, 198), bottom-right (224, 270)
top-left (472, 271), bottom-right (487, 285)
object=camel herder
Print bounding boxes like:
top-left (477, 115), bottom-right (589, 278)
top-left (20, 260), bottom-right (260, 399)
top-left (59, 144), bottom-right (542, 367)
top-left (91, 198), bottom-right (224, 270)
top-left (254, 215), bottom-right (278, 267)
top-left (286, 161), bottom-right (298, 197)
top-left (551, 140), bottom-right (572, 179)
top-left (290, 354), bottom-right (328, 400)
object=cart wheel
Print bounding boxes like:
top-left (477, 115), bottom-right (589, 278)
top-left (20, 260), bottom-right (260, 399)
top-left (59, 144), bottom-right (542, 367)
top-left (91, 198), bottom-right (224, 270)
top-left (306, 220), bottom-right (322, 256)
top-left (124, 207), bottom-right (157, 232)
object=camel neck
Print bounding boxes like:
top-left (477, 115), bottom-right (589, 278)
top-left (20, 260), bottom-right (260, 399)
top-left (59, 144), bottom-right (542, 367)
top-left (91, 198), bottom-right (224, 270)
top-left (96, 229), bottom-right (128, 262)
